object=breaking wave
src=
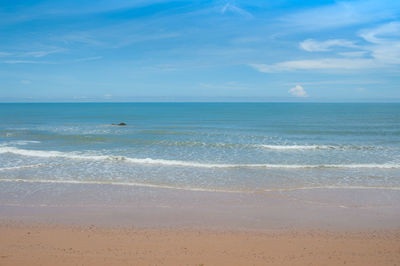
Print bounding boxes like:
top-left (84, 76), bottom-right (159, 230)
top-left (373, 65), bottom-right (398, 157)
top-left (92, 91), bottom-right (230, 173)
top-left (0, 164), bottom-right (46, 171)
top-left (0, 147), bottom-right (399, 169)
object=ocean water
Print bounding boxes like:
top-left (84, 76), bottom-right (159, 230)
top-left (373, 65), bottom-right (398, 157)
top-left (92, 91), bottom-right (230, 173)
top-left (0, 103), bottom-right (399, 193)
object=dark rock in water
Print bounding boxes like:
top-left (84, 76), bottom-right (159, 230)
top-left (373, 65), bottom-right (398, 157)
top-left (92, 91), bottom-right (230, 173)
top-left (112, 122), bottom-right (127, 126)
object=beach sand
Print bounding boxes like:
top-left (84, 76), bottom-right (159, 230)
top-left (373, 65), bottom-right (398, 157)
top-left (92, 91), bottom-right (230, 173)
top-left (0, 181), bottom-right (399, 265)
top-left (1, 224), bottom-right (399, 266)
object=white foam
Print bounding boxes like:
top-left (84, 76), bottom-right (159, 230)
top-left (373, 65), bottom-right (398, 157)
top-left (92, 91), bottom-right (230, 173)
top-left (0, 147), bottom-right (109, 160)
top-left (15, 140), bottom-right (41, 145)
top-left (0, 140), bottom-right (40, 147)
top-left (0, 164), bottom-right (45, 171)
top-left (258, 144), bottom-right (382, 150)
top-left (260, 144), bottom-right (333, 150)
top-left (0, 147), bottom-right (399, 169)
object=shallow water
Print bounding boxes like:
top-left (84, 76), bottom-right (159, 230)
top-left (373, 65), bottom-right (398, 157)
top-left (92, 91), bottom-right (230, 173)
top-left (0, 103), bottom-right (399, 192)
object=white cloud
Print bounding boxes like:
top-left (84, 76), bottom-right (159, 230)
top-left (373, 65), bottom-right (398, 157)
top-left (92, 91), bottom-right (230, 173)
top-left (249, 63), bottom-right (275, 72)
top-left (338, 51), bottom-right (368, 57)
top-left (370, 42), bottom-right (400, 64)
top-left (20, 49), bottom-right (63, 58)
top-left (3, 60), bottom-right (51, 64)
top-left (283, 79), bottom-right (383, 86)
top-left (288, 85), bottom-right (308, 97)
top-left (0, 48), bottom-right (63, 62)
top-left (360, 21), bottom-right (400, 64)
top-left (0, 0), bottom-right (170, 24)
top-left (249, 58), bottom-right (378, 72)
top-left (251, 20), bottom-right (400, 73)
top-left (221, 3), bottom-right (253, 18)
top-left (0, 52), bottom-right (12, 57)
top-left (300, 39), bottom-right (357, 52)
top-left (360, 21), bottom-right (400, 43)
top-left (282, 0), bottom-right (400, 30)
top-left (278, 58), bottom-right (377, 69)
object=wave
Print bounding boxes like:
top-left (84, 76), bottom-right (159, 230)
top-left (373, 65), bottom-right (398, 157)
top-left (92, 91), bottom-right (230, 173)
top-left (125, 141), bottom-right (379, 150)
top-left (258, 144), bottom-right (380, 150)
top-left (0, 139), bottom-right (383, 152)
top-left (158, 142), bottom-right (341, 150)
top-left (260, 144), bottom-right (332, 150)
top-left (0, 164), bottom-right (45, 171)
top-left (0, 140), bottom-right (41, 147)
top-left (136, 130), bottom-right (196, 136)
top-left (114, 140), bottom-right (381, 151)
top-left (0, 147), bottom-right (399, 169)
top-left (147, 142), bottom-right (381, 151)
top-left (0, 178), bottom-right (399, 193)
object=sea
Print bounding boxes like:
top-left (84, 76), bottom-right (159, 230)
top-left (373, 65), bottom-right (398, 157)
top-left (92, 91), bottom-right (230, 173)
top-left (0, 103), bottom-right (399, 193)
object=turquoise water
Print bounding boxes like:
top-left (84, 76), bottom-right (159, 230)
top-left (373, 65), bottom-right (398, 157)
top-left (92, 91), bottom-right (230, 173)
top-left (0, 103), bottom-right (399, 192)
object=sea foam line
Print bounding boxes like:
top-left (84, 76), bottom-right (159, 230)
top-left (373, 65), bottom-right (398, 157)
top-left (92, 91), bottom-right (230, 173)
top-left (0, 147), bottom-right (399, 169)
top-left (160, 142), bottom-right (379, 150)
top-left (0, 178), bottom-right (399, 193)
top-left (128, 141), bottom-right (378, 151)
top-left (0, 164), bottom-right (46, 171)
top-left (0, 140), bottom-right (41, 147)
top-left (258, 144), bottom-right (381, 150)
top-left (260, 144), bottom-right (333, 150)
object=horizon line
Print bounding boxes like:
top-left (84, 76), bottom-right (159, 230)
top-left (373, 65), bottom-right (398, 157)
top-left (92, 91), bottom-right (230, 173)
top-left (1, 101), bottom-right (400, 104)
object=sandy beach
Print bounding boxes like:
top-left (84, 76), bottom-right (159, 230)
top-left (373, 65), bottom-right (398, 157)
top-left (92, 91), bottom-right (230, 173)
top-left (2, 0), bottom-right (400, 262)
top-left (0, 181), bottom-right (400, 265)
top-left (1, 224), bottom-right (399, 266)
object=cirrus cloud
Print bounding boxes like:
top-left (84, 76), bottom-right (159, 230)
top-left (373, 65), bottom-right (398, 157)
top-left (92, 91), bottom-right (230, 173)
top-left (300, 39), bottom-right (357, 52)
top-left (250, 20), bottom-right (400, 73)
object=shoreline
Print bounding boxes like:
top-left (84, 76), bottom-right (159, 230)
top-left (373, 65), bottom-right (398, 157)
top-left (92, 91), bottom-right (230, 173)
top-left (1, 178), bottom-right (400, 193)
top-left (1, 180), bottom-right (399, 230)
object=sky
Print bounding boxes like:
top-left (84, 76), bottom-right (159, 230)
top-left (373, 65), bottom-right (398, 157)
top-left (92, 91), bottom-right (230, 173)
top-left (0, 0), bottom-right (400, 102)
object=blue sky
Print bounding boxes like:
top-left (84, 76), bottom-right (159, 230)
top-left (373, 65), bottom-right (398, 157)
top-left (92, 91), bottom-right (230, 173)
top-left (0, 0), bottom-right (400, 102)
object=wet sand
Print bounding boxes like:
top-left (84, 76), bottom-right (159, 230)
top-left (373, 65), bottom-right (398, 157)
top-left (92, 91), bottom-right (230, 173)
top-left (0, 181), bottom-right (400, 265)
